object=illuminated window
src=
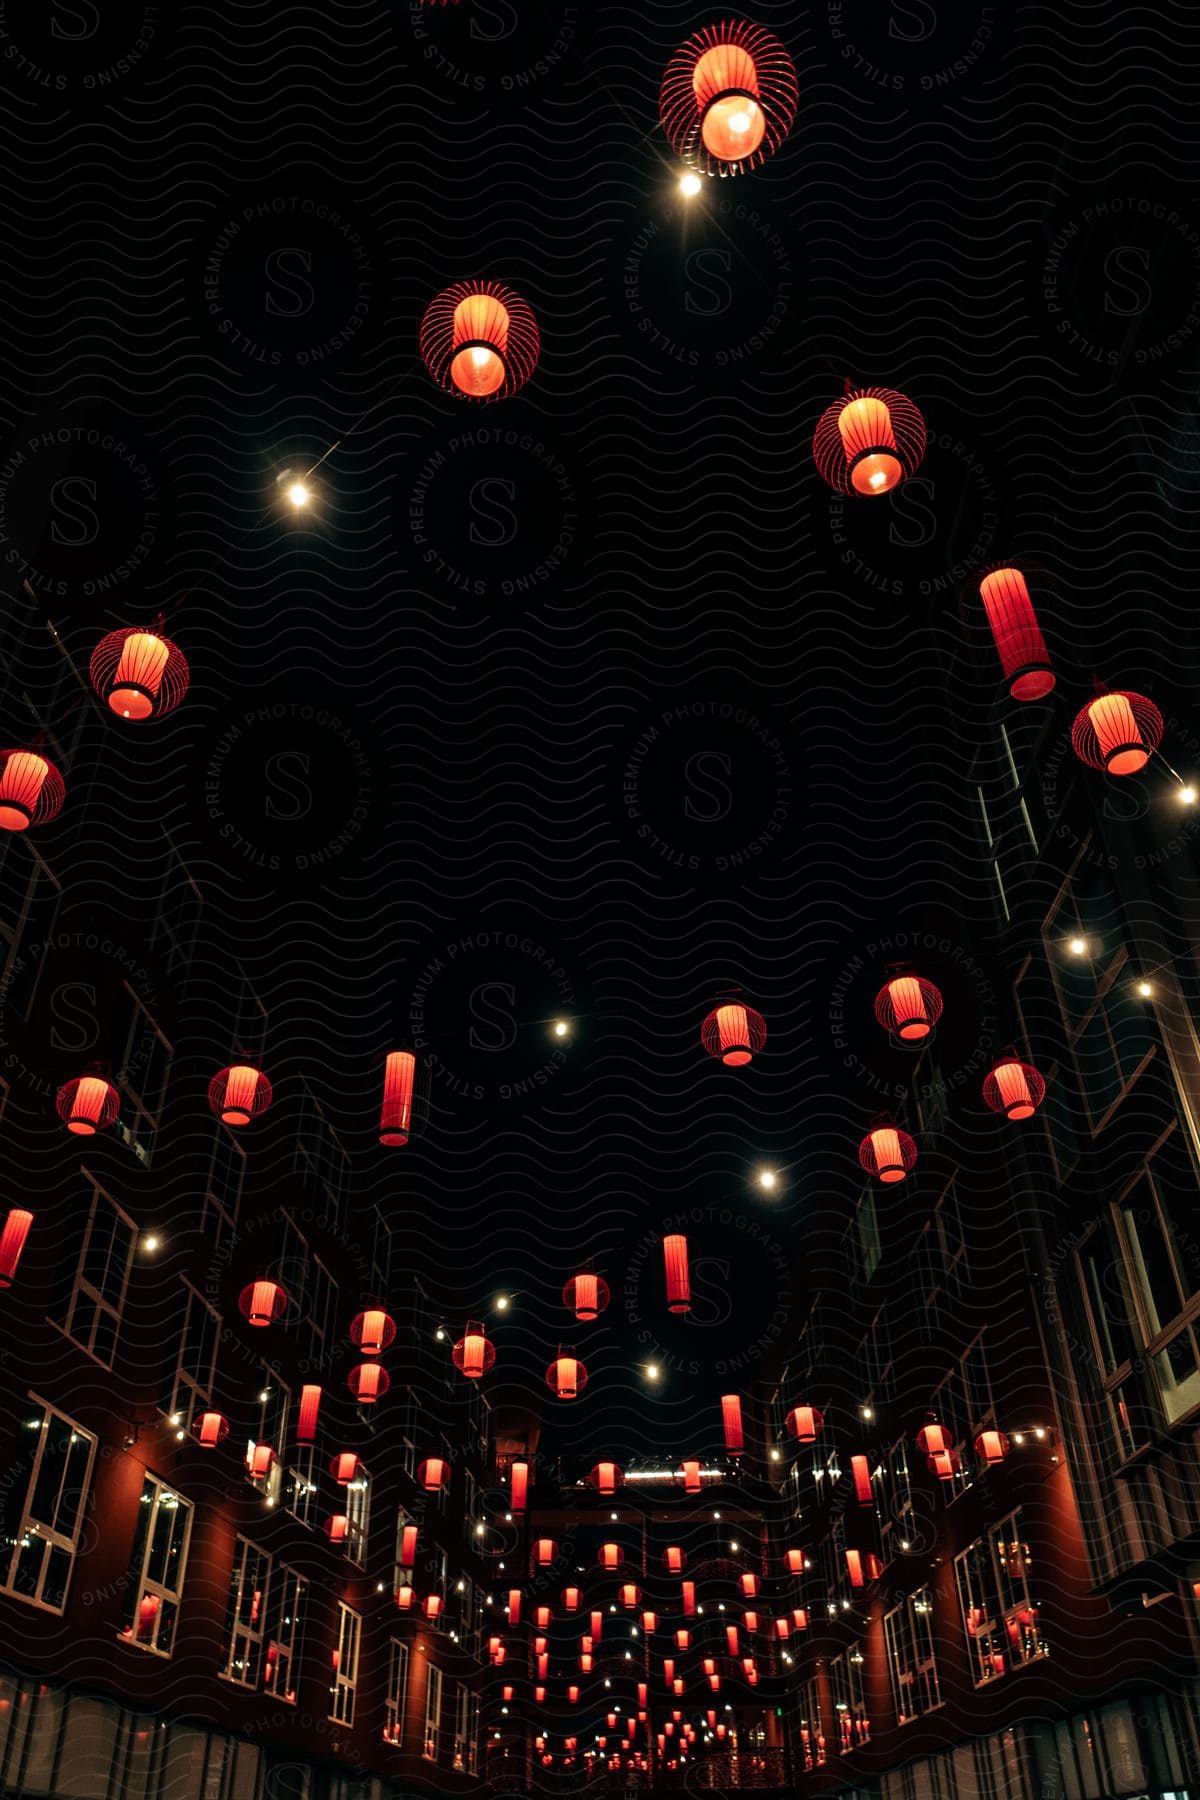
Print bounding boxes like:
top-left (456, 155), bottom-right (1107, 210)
top-left (0, 1398), bottom-right (97, 1613)
top-left (343, 1466), bottom-right (370, 1567)
top-left (201, 1124), bottom-right (244, 1252)
top-left (829, 1652), bottom-right (870, 1752)
top-left (423, 1662), bottom-right (444, 1761)
top-left (284, 1447), bottom-right (317, 1528)
top-left (384, 1639), bottom-right (409, 1745)
top-left (221, 1537), bottom-right (270, 1687)
top-left (247, 1373), bottom-right (290, 1506)
top-left (159, 1280), bottom-right (219, 1428)
top-left (329, 1603), bottom-right (360, 1725)
top-left (1117, 1130), bottom-right (1200, 1424)
top-left (114, 986), bottom-right (172, 1165)
top-left (877, 1437), bottom-right (914, 1560)
top-left (119, 1476), bottom-right (193, 1656)
top-left (264, 1567), bottom-right (306, 1705)
top-left (954, 1508), bottom-right (1046, 1686)
top-left (798, 1676), bottom-right (824, 1768)
top-left (884, 1586), bottom-right (942, 1722)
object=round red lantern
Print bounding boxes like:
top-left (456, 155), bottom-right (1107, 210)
top-left (350, 1308), bottom-right (396, 1356)
top-left (561, 1584), bottom-right (580, 1610)
top-left (396, 1585), bottom-right (415, 1610)
top-left (859, 1124), bottom-right (918, 1184)
top-left (701, 1000), bottom-right (766, 1067)
top-left (534, 1538), bottom-right (557, 1568)
top-left (982, 1058), bottom-right (1046, 1121)
top-left (247, 1442), bottom-right (277, 1480)
top-left (239, 1280), bottom-right (286, 1327)
top-left (90, 626), bottom-right (189, 721)
top-left (873, 972), bottom-right (943, 1042)
top-left (328, 1514), bottom-right (348, 1545)
top-left (784, 1549), bottom-right (805, 1575)
top-left (928, 1448), bottom-right (962, 1481)
top-left (675, 1459), bottom-right (702, 1494)
top-left (977, 567), bottom-right (1055, 701)
top-left (546, 1347), bottom-right (587, 1399)
top-left (813, 386), bottom-right (926, 498)
top-left (563, 1270), bottom-right (610, 1321)
top-left (209, 1064), bottom-right (272, 1127)
top-left (659, 20), bottom-right (797, 177)
top-left (192, 1410), bottom-right (229, 1449)
top-left (620, 1584), bottom-right (641, 1610)
top-left (418, 1456), bottom-right (449, 1492)
top-left (348, 1362), bottom-right (390, 1405)
top-left (0, 748), bottom-right (65, 832)
top-left (916, 1418), bottom-right (948, 1456)
top-left (975, 1429), bottom-right (1010, 1467)
top-left (56, 1073), bottom-right (119, 1136)
top-left (588, 1461), bottom-right (623, 1496)
top-left (420, 280), bottom-right (539, 402)
top-left (598, 1542), bottom-right (622, 1571)
top-left (785, 1404), bottom-right (824, 1444)
top-left (1072, 691), bottom-right (1164, 777)
top-left (330, 1452), bottom-right (362, 1485)
top-left (452, 1319), bottom-right (496, 1379)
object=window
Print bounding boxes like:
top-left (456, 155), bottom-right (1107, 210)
top-left (866, 1305), bottom-right (895, 1412)
top-left (830, 1652), bottom-right (870, 1752)
top-left (203, 1126), bottom-right (245, 1250)
top-left (114, 987), bottom-right (172, 1164)
top-left (308, 1257), bottom-right (337, 1375)
top-left (798, 1676), bottom-right (824, 1769)
top-left (423, 1662), bottom-right (443, 1760)
top-left (0, 840), bottom-right (62, 1019)
top-left (954, 1508), bottom-right (1046, 1685)
top-left (370, 1205), bottom-right (392, 1297)
top-left (247, 1374), bottom-right (290, 1505)
top-left (58, 1178), bottom-right (136, 1368)
top-left (1, 1399), bottom-right (97, 1612)
top-left (284, 1446), bottom-right (318, 1528)
top-left (452, 1683), bottom-right (478, 1772)
top-left (344, 1466), bottom-right (370, 1566)
top-left (930, 1359), bottom-right (972, 1504)
top-left (962, 1332), bottom-right (994, 1434)
top-left (1117, 1131), bottom-right (1200, 1423)
top-left (222, 1538), bottom-right (271, 1687)
top-left (160, 1281), bottom-right (219, 1428)
top-left (878, 1437), bottom-right (915, 1560)
top-left (264, 1567), bottom-right (306, 1704)
top-left (293, 1079), bottom-right (349, 1233)
top-left (119, 1476), bottom-right (193, 1656)
top-left (856, 1186), bottom-right (881, 1283)
top-left (150, 842), bottom-right (202, 978)
top-left (330, 1603), bottom-right (361, 1724)
top-left (1044, 866), bottom-right (1154, 1128)
top-left (393, 1504), bottom-right (418, 1590)
top-left (397, 1389), bottom-right (419, 1478)
top-left (384, 1640), bottom-right (409, 1745)
top-left (231, 965), bottom-right (268, 1059)
top-left (884, 1586), bottom-right (942, 1722)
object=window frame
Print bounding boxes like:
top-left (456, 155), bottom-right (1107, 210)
top-left (330, 1602), bottom-right (361, 1725)
top-left (1, 1397), bottom-right (97, 1614)
top-left (384, 1639), bottom-right (409, 1746)
top-left (160, 1279), bottom-right (220, 1429)
top-left (264, 1566), bottom-right (306, 1705)
top-left (883, 1585), bottom-right (942, 1723)
top-left (56, 1176), bottom-right (137, 1370)
top-left (423, 1661), bottom-right (444, 1761)
top-left (221, 1536), bottom-right (271, 1689)
top-left (119, 1474), bottom-right (193, 1658)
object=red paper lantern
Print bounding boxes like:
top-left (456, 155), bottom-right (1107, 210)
top-left (297, 1385), bottom-right (322, 1443)
top-left (568, 1685), bottom-right (580, 1705)
top-left (209, 1064), bottom-right (272, 1126)
top-left (681, 1581), bottom-right (695, 1617)
top-left (350, 1308), bottom-right (396, 1356)
top-left (0, 748), bottom-right (65, 832)
top-left (239, 1280), bottom-right (286, 1327)
top-left (534, 1538), bottom-right (557, 1568)
top-left (330, 1452), bottom-right (362, 1485)
top-left (424, 1593), bottom-right (442, 1620)
top-left (928, 1448), bottom-right (962, 1481)
top-left (588, 1460), bottom-right (623, 1496)
top-left (379, 1049), bottom-right (416, 1145)
top-left (620, 1584), bottom-right (641, 1610)
top-left (0, 1208), bottom-right (33, 1288)
top-left (975, 1429), bottom-right (1011, 1466)
top-left (739, 1572), bottom-right (758, 1598)
top-left (536, 1605), bottom-right (551, 1629)
top-left (397, 1525), bottom-right (418, 1567)
top-left (983, 1058), bottom-right (1046, 1121)
top-left (546, 1347), bottom-right (587, 1399)
top-left (1072, 691), bottom-right (1163, 777)
top-left (452, 1319), bottom-right (496, 1379)
top-left (599, 1542), bottom-right (622, 1571)
top-left (785, 1405), bottom-right (824, 1444)
top-left (90, 627), bottom-right (189, 721)
top-left (744, 1611), bottom-right (759, 1633)
top-left (511, 1459), bottom-right (529, 1511)
top-left (676, 1459), bottom-right (702, 1494)
top-left (977, 567), bottom-right (1055, 701)
top-left (642, 1610), bottom-right (657, 1634)
top-left (247, 1443), bottom-right (276, 1480)
top-left (873, 972), bottom-right (943, 1042)
top-left (192, 1410), bottom-right (228, 1449)
top-left (859, 1124), bottom-right (917, 1184)
top-left (675, 1629), bottom-right (690, 1651)
top-left (563, 1271), bottom-right (610, 1321)
top-left (793, 1607), bottom-right (808, 1631)
top-left (784, 1549), bottom-right (805, 1575)
top-left (590, 1611), bottom-right (603, 1641)
top-left (846, 1549), bottom-right (882, 1588)
top-left (663, 1546), bottom-right (686, 1574)
top-left (418, 1456), bottom-right (448, 1492)
top-left (55, 1074), bottom-right (119, 1136)
top-left (725, 1625), bottom-right (739, 1655)
top-left (851, 1454), bottom-right (873, 1504)
top-left (328, 1514), bottom-right (348, 1545)
top-left (659, 20), bottom-right (797, 176)
top-left (663, 1235), bottom-right (691, 1314)
top-left (420, 281), bottom-right (539, 402)
top-left (348, 1363), bottom-right (390, 1405)
top-left (561, 1584), bottom-right (580, 1610)
top-left (813, 386), bottom-right (926, 498)
top-left (721, 1393), bottom-right (745, 1456)
top-left (701, 1001), bottom-right (766, 1067)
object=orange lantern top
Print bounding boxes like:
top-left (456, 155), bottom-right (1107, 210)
top-left (859, 1123), bottom-right (918, 1184)
top-left (813, 386), bottom-right (926, 498)
top-left (563, 1270), bottom-right (610, 1320)
top-left (0, 748), bottom-right (65, 832)
top-left (701, 1000), bottom-right (766, 1066)
top-left (659, 20), bottom-right (797, 177)
top-left (90, 626), bottom-right (189, 721)
top-left (209, 1064), bottom-right (272, 1127)
top-left (1072, 691), bottom-right (1163, 777)
top-left (452, 1319), bottom-right (496, 1379)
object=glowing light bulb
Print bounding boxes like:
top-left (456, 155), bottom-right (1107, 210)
top-left (646, 1364), bottom-right (659, 1380)
top-left (496, 1296), bottom-right (509, 1312)
top-left (1069, 937), bottom-right (1087, 956)
top-left (680, 172), bottom-right (702, 197)
top-left (1180, 784), bottom-right (1196, 804)
top-left (287, 481), bottom-right (310, 508)
top-left (1138, 981), bottom-right (1152, 997)
top-left (757, 1168), bottom-right (776, 1190)
top-left (553, 1020), bottom-right (570, 1038)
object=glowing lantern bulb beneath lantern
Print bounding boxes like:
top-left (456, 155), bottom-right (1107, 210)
top-left (450, 344), bottom-right (505, 398)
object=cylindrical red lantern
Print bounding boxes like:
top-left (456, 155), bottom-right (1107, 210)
top-left (546, 1348), bottom-right (587, 1399)
top-left (701, 1001), bottom-right (766, 1067)
top-left (676, 1459), bottom-right (702, 1494)
top-left (420, 281), bottom-right (539, 402)
top-left (663, 1546), bottom-right (686, 1574)
top-left (681, 1581), bottom-right (696, 1617)
top-left (725, 1625), bottom-right (739, 1656)
top-left (642, 1610), bottom-right (657, 1634)
top-left (55, 1074), bottom-right (119, 1136)
top-left (663, 1235), bottom-right (691, 1314)
top-left (916, 1418), bottom-right (949, 1456)
top-left (928, 1448), bottom-right (962, 1481)
top-left (0, 748), bottom-right (65, 832)
top-left (452, 1319), bottom-right (496, 1379)
top-left (247, 1443), bottom-right (276, 1480)
top-left (418, 1456), bottom-right (448, 1492)
top-left (873, 972), bottom-right (943, 1042)
top-left (784, 1548), bottom-right (805, 1575)
top-left (983, 1058), bottom-right (1046, 1121)
top-left (90, 627), bottom-right (189, 721)
top-left (192, 1410), bottom-right (228, 1449)
top-left (588, 1460), bottom-right (622, 1496)
top-left (348, 1362), bottom-right (390, 1405)
top-left (744, 1610), bottom-right (759, 1633)
top-left (561, 1584), bottom-right (580, 1610)
top-left (398, 1525), bottom-right (418, 1567)
top-left (535, 1605), bottom-right (551, 1629)
top-left (739, 1572), bottom-right (758, 1598)
top-left (978, 567), bottom-right (1055, 701)
top-left (379, 1049), bottom-right (416, 1145)
top-left (209, 1064), bottom-right (272, 1127)
top-left (975, 1429), bottom-right (1011, 1467)
top-left (1072, 691), bottom-right (1164, 777)
top-left (534, 1538), bottom-right (557, 1568)
top-left (563, 1270), bottom-right (610, 1321)
top-left (721, 1392), bottom-right (745, 1456)
top-left (620, 1584), bottom-right (641, 1610)
top-left (297, 1385), bottom-right (322, 1443)
top-left (785, 1404), bottom-right (824, 1444)
top-left (659, 21), bottom-right (797, 176)
top-left (350, 1308), bottom-right (396, 1356)
top-left (568, 1685), bottom-right (580, 1705)
top-left (599, 1542), bottom-right (622, 1571)
top-left (330, 1452), bottom-right (362, 1485)
top-left (813, 386), bottom-right (926, 497)
top-left (239, 1280), bottom-right (286, 1327)
top-left (425, 1593), bottom-right (442, 1620)
top-left (511, 1459), bottom-right (529, 1511)
top-left (590, 1610), bottom-right (603, 1641)
top-left (859, 1124), bottom-right (918, 1184)
top-left (851, 1454), bottom-right (873, 1505)
top-left (675, 1629), bottom-right (690, 1651)
top-left (0, 1208), bottom-right (33, 1288)
top-left (328, 1514), bottom-right (348, 1545)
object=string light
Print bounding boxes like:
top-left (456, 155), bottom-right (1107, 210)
top-left (679, 172), bottom-right (702, 197)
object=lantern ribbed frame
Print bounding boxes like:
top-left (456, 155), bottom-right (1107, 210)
top-left (859, 1124), bottom-right (918, 1183)
top-left (977, 566), bottom-right (1055, 701)
top-left (563, 1270), bottom-right (610, 1321)
top-left (90, 627), bottom-right (190, 721)
top-left (55, 1074), bottom-right (120, 1136)
top-left (1071, 691), bottom-right (1163, 777)
top-left (587, 1461), bottom-right (623, 1495)
top-left (982, 1058), bottom-right (1046, 1121)
top-left (420, 280), bottom-right (539, 402)
top-left (546, 1347), bottom-right (587, 1399)
top-left (0, 749), bottom-right (65, 832)
top-left (873, 973), bottom-right (943, 1042)
top-left (239, 1279), bottom-right (286, 1327)
top-left (659, 20), bottom-right (797, 177)
top-left (350, 1307), bottom-right (396, 1356)
top-left (192, 1410), bottom-right (229, 1449)
top-left (701, 1000), bottom-right (766, 1066)
top-left (209, 1064), bottom-right (272, 1127)
top-left (452, 1319), bottom-right (496, 1379)
top-left (349, 1362), bottom-right (390, 1405)
top-left (785, 1404), bottom-right (824, 1444)
top-left (813, 386), bottom-right (926, 497)
top-left (975, 1428), bottom-right (1010, 1466)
